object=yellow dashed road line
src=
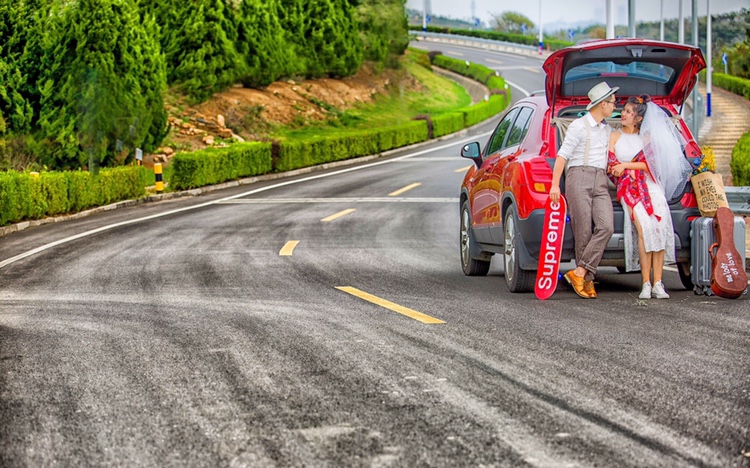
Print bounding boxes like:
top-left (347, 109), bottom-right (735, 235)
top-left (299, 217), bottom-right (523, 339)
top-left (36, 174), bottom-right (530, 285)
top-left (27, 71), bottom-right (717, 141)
top-left (455, 165), bottom-right (473, 173)
top-left (335, 286), bottom-right (445, 324)
top-left (279, 241), bottom-right (300, 256)
top-left (389, 183), bottom-right (422, 197)
top-left (321, 208), bottom-right (356, 222)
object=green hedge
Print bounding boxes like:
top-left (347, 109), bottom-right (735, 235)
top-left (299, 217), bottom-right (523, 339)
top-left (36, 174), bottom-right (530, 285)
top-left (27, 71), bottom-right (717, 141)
top-left (712, 73), bottom-right (750, 100)
top-left (730, 131), bottom-right (750, 186)
top-left (275, 121), bottom-right (429, 173)
top-left (171, 142), bottom-right (273, 191)
top-left (432, 112), bottom-right (465, 137)
top-left (0, 166), bottom-right (147, 226)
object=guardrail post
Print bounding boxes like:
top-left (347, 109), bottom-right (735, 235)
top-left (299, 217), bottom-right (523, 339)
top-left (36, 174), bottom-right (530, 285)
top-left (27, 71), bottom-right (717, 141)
top-left (154, 163), bottom-right (164, 194)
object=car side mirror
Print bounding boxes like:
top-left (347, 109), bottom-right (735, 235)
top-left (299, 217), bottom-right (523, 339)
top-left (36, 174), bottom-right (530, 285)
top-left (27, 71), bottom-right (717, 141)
top-left (461, 142), bottom-right (481, 161)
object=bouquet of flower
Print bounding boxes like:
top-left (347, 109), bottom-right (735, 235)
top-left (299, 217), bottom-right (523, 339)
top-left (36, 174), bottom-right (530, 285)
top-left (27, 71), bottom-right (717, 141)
top-left (690, 146), bottom-right (716, 176)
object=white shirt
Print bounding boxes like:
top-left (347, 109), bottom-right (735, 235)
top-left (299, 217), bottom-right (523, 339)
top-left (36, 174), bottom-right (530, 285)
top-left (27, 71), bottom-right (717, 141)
top-left (557, 113), bottom-right (611, 170)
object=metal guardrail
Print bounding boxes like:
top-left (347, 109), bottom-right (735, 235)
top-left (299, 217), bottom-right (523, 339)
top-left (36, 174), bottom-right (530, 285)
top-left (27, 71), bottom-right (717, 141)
top-left (410, 31), bottom-right (543, 58)
top-left (726, 187), bottom-right (750, 215)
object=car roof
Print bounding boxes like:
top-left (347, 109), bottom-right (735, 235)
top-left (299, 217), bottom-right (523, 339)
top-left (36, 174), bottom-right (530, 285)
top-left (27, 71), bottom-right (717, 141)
top-left (542, 38), bottom-right (706, 109)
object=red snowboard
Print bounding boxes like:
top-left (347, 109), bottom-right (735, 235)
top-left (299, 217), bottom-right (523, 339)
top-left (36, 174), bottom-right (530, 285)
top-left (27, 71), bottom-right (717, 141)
top-left (535, 196), bottom-right (567, 300)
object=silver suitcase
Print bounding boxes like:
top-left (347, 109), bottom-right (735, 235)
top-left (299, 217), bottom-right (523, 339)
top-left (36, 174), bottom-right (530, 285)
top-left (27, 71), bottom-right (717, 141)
top-left (690, 216), bottom-right (746, 295)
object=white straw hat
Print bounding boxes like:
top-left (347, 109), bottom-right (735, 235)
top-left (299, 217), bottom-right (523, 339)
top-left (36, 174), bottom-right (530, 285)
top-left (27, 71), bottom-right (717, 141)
top-left (586, 81), bottom-right (620, 110)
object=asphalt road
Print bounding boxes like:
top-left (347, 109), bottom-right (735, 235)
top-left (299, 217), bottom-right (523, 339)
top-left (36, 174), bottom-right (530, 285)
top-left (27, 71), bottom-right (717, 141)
top-left (1, 45), bottom-right (749, 467)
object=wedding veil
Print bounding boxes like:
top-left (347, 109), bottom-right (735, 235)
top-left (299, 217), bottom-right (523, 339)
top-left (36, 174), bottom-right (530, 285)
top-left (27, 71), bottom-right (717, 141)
top-left (640, 102), bottom-right (693, 200)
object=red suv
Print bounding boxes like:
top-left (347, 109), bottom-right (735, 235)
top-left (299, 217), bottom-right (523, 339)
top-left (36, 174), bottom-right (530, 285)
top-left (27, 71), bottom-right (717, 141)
top-left (459, 39), bottom-right (706, 292)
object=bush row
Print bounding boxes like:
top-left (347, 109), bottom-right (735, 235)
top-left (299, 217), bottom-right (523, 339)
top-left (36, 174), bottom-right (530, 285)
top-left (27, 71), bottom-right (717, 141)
top-left (0, 167), bottom-right (147, 226)
top-left (730, 131), bottom-right (750, 186)
top-left (171, 142), bottom-right (273, 191)
top-left (712, 73), bottom-right (750, 100)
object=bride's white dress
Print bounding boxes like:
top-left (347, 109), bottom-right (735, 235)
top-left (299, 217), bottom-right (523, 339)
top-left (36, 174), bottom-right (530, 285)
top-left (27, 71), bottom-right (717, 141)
top-left (613, 132), bottom-right (676, 272)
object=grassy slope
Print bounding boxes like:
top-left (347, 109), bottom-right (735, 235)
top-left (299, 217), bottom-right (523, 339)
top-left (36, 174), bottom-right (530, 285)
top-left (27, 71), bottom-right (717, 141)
top-left (274, 53), bottom-right (471, 140)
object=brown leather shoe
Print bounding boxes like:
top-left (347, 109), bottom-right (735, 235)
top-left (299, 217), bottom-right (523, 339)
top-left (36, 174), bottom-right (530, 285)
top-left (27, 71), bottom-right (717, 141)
top-left (564, 270), bottom-right (590, 298)
top-left (583, 280), bottom-right (597, 298)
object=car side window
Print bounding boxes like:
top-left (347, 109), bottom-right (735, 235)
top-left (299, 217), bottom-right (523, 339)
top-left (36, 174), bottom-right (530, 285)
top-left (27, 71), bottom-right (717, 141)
top-left (486, 108), bottom-right (519, 155)
top-left (505, 107), bottom-right (534, 148)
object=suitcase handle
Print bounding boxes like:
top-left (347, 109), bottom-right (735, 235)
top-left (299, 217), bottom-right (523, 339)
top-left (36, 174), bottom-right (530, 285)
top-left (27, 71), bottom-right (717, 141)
top-left (709, 242), bottom-right (718, 262)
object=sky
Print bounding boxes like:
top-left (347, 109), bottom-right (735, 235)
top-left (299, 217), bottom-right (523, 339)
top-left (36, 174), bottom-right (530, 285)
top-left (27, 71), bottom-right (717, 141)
top-left (406, 0), bottom-right (749, 30)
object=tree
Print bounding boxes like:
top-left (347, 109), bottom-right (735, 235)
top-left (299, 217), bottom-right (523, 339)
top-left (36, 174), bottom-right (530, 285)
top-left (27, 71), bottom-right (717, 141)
top-left (166, 0), bottom-right (244, 102)
top-left (279, 0), bottom-right (363, 78)
top-left (490, 11), bottom-right (534, 34)
top-left (37, 0), bottom-right (168, 169)
top-left (0, 0), bottom-right (47, 134)
top-left (355, 0), bottom-right (410, 70)
top-left (235, 0), bottom-right (293, 87)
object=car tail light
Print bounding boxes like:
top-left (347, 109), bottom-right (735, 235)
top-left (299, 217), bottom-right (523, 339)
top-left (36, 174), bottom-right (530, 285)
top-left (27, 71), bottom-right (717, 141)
top-left (527, 159), bottom-right (553, 193)
top-left (681, 191), bottom-right (698, 208)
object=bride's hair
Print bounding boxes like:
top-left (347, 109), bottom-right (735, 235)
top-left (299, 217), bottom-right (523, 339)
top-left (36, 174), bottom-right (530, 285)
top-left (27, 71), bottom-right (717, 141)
top-left (627, 95), bottom-right (651, 129)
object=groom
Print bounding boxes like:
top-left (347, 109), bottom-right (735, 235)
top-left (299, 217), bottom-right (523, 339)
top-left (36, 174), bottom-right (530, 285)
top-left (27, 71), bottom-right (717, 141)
top-left (549, 82), bottom-right (618, 299)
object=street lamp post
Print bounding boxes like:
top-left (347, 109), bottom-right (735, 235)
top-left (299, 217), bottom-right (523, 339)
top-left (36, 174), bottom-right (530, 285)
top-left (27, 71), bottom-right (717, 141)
top-left (679, 0), bottom-right (685, 43)
top-left (706, 0), bottom-right (712, 117)
top-left (606, 0), bottom-right (614, 39)
top-left (660, 0), bottom-right (665, 41)
top-left (692, 0), bottom-right (699, 139)
top-left (538, 0), bottom-right (543, 54)
top-left (422, 0), bottom-right (426, 33)
top-left (628, 0), bottom-right (636, 37)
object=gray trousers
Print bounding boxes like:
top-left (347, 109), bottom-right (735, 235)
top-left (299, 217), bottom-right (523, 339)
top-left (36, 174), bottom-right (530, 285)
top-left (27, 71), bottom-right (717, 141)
top-left (566, 166), bottom-right (614, 281)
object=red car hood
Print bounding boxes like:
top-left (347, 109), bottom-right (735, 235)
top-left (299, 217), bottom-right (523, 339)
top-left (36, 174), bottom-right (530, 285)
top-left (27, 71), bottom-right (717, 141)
top-left (543, 39), bottom-right (706, 109)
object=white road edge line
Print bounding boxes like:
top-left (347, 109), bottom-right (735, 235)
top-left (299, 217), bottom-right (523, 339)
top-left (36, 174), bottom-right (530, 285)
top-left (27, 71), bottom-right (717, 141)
top-left (0, 133), bottom-right (490, 270)
top-left (503, 79), bottom-right (531, 97)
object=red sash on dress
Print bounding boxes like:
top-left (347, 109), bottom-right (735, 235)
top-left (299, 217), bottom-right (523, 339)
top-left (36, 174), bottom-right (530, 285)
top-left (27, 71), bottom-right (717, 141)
top-left (607, 150), bottom-right (660, 222)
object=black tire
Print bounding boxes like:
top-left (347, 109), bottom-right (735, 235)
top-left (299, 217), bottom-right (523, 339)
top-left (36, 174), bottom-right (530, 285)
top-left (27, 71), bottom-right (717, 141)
top-left (460, 200), bottom-right (491, 276)
top-left (503, 206), bottom-right (535, 292)
top-left (677, 261), bottom-right (693, 290)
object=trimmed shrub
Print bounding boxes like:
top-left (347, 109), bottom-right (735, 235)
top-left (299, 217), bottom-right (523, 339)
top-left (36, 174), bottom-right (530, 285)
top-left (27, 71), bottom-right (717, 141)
top-left (730, 131), bottom-right (750, 186)
top-left (171, 141), bottom-right (273, 190)
top-left (0, 165), bottom-right (146, 226)
top-left (712, 73), bottom-right (750, 100)
top-left (275, 121), bottom-right (429, 173)
top-left (430, 113), bottom-right (463, 138)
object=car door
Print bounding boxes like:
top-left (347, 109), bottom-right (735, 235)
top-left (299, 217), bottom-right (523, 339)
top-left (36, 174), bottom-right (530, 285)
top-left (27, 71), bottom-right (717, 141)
top-left (487, 106), bottom-right (535, 244)
top-left (469, 107), bottom-right (519, 244)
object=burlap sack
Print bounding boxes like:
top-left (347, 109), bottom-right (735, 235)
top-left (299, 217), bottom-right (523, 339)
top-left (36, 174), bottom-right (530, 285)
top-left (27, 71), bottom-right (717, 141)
top-left (690, 171), bottom-right (729, 217)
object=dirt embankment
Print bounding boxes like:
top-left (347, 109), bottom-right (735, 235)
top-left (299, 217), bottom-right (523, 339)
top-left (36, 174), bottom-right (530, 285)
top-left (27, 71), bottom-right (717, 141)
top-left (152, 65), bottom-right (424, 164)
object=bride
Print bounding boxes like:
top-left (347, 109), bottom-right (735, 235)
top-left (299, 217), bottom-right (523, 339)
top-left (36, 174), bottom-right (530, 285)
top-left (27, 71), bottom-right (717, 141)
top-left (608, 95), bottom-right (692, 299)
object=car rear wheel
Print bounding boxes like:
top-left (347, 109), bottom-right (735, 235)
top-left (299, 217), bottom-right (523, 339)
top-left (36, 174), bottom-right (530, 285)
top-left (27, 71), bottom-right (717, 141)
top-left (504, 206), bottom-right (535, 293)
top-left (677, 261), bottom-right (693, 290)
top-left (460, 200), bottom-right (491, 276)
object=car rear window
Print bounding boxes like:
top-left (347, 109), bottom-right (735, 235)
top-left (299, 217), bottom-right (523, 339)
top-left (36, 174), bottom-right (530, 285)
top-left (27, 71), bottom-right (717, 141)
top-left (566, 61), bottom-right (675, 85)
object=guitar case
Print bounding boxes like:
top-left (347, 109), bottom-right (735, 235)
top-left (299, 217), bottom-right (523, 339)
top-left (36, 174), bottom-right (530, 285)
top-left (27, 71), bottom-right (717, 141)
top-left (710, 207), bottom-right (748, 299)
